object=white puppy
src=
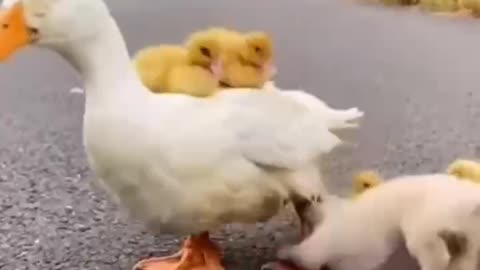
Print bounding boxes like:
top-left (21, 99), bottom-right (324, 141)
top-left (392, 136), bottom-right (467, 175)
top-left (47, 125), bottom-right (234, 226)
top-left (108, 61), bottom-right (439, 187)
top-left (266, 174), bottom-right (480, 270)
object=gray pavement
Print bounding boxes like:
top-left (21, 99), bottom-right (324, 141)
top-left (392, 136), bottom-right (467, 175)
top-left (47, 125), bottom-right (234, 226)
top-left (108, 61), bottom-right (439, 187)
top-left (1, 0), bottom-right (480, 269)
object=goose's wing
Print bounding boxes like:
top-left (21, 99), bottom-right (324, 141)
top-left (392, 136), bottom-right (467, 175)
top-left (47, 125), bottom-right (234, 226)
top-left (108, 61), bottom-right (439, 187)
top-left (221, 91), bottom-right (343, 170)
top-left (261, 82), bottom-right (364, 130)
top-left (261, 81), bottom-right (364, 130)
top-left (279, 91), bottom-right (364, 130)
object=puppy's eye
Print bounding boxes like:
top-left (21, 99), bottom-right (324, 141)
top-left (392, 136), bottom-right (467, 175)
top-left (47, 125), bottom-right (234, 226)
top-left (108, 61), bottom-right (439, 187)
top-left (200, 46), bottom-right (211, 58)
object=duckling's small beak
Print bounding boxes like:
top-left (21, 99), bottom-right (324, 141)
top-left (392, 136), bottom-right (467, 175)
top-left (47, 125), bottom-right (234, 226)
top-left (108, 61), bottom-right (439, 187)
top-left (263, 61), bottom-right (277, 79)
top-left (209, 60), bottom-right (223, 80)
top-left (0, 3), bottom-right (32, 62)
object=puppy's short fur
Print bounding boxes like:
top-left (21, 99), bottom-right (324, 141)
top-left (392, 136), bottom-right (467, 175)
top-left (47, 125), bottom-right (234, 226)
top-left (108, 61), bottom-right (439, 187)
top-left (274, 174), bottom-right (480, 270)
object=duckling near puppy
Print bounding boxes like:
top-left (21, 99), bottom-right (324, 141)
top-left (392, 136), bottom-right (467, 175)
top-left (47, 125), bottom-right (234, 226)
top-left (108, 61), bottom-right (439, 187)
top-left (265, 174), bottom-right (480, 270)
top-left (418, 0), bottom-right (463, 14)
top-left (446, 159), bottom-right (480, 183)
top-left (133, 31), bottom-right (223, 97)
top-left (461, 0), bottom-right (480, 17)
top-left (418, 0), bottom-right (480, 17)
top-left (439, 0), bottom-right (480, 17)
top-left (349, 159), bottom-right (480, 198)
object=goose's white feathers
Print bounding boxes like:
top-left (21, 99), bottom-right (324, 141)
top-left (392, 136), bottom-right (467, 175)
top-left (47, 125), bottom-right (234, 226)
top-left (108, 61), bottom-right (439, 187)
top-left (86, 89), bottom-right (343, 234)
top-left (281, 91), bottom-right (364, 130)
top-left (263, 81), bottom-right (364, 130)
top-left (214, 90), bottom-right (343, 169)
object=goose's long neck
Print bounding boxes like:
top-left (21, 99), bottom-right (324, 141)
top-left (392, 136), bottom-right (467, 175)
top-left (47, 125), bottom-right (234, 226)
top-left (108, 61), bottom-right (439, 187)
top-left (56, 16), bottom-right (145, 106)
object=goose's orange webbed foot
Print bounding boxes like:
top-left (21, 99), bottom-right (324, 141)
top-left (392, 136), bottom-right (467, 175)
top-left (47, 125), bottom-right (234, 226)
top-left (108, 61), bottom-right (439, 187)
top-left (133, 232), bottom-right (223, 270)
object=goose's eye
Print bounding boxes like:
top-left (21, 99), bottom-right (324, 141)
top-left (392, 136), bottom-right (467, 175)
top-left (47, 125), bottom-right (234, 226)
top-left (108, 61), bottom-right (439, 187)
top-left (200, 46), bottom-right (211, 58)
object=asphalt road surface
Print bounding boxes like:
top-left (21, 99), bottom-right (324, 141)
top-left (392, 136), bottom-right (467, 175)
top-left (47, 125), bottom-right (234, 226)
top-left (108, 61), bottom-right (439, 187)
top-left (1, 0), bottom-right (480, 269)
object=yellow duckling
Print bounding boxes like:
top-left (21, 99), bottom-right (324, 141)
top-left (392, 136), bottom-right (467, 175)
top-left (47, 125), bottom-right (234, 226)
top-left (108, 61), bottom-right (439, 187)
top-left (133, 31), bottom-right (223, 97)
top-left (455, 0), bottom-right (480, 17)
top-left (419, 0), bottom-right (480, 17)
top-left (349, 159), bottom-right (480, 200)
top-left (199, 27), bottom-right (276, 89)
top-left (462, 0), bottom-right (480, 16)
top-left (352, 170), bottom-right (384, 198)
top-left (221, 31), bottom-right (276, 88)
top-left (446, 159), bottom-right (480, 183)
top-left (419, 0), bottom-right (461, 13)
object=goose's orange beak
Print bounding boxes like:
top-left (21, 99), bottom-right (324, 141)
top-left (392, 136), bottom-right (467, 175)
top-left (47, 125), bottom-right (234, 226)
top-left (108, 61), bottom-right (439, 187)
top-left (0, 3), bottom-right (31, 62)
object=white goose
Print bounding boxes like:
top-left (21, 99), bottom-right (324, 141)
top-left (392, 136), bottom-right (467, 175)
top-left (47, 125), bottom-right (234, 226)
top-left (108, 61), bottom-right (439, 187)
top-left (0, 1), bottom-right (364, 270)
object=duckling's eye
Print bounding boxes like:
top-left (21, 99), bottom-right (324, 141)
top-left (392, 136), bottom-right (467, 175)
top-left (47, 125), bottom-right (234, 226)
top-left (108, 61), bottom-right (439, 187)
top-left (362, 183), bottom-right (371, 188)
top-left (2, 23), bottom-right (9, 29)
top-left (254, 46), bottom-right (261, 53)
top-left (200, 46), bottom-right (211, 58)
